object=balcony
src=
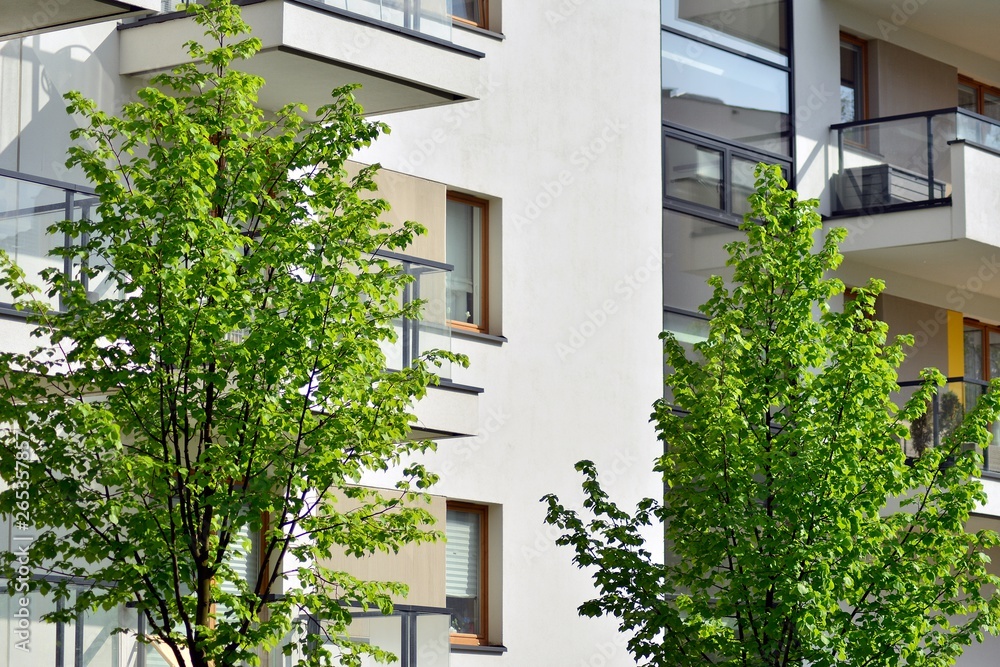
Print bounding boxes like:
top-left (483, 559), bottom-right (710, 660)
top-left (377, 250), bottom-right (480, 440)
top-left (0, 169), bottom-right (102, 314)
top-left (119, 0), bottom-right (485, 117)
top-left (0, 169), bottom-right (478, 438)
top-left (0, 577), bottom-right (452, 667)
top-left (0, 0), bottom-right (159, 40)
top-left (274, 606), bottom-right (453, 667)
top-left (897, 376), bottom-right (1000, 475)
top-left (827, 109), bottom-right (1000, 306)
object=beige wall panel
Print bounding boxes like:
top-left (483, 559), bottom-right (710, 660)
top-left (346, 160), bottom-right (446, 264)
top-left (318, 490), bottom-right (446, 608)
top-left (876, 293), bottom-right (949, 384)
top-left (869, 40), bottom-right (958, 117)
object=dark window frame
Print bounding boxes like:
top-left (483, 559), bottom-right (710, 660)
top-left (662, 127), bottom-right (792, 225)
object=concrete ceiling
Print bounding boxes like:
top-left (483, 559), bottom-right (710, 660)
top-left (839, 0), bottom-right (1000, 61)
top-left (0, 0), bottom-right (158, 41)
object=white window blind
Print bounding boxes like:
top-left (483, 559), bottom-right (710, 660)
top-left (445, 509), bottom-right (480, 599)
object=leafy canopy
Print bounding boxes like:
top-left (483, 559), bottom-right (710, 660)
top-left (0, 2), bottom-right (459, 666)
top-left (543, 165), bottom-right (1000, 667)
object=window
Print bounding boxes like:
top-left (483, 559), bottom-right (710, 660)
top-left (446, 193), bottom-right (488, 332)
top-left (450, 0), bottom-right (487, 28)
top-left (446, 502), bottom-right (488, 645)
top-left (662, 129), bottom-right (790, 223)
top-left (661, 0), bottom-right (788, 66)
top-left (958, 75), bottom-right (1000, 122)
top-left (661, 31), bottom-right (791, 155)
top-left (840, 34), bottom-right (866, 123)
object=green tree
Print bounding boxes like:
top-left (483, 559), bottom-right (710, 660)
top-left (543, 165), bottom-right (1000, 667)
top-left (0, 2), bottom-right (457, 666)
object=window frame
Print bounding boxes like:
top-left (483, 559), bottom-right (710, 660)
top-left (445, 501), bottom-right (489, 647)
top-left (840, 32), bottom-right (868, 124)
top-left (662, 127), bottom-right (792, 225)
top-left (450, 0), bottom-right (488, 29)
top-left (445, 192), bottom-right (490, 334)
top-left (958, 75), bottom-right (1000, 119)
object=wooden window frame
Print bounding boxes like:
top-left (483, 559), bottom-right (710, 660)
top-left (446, 192), bottom-right (489, 334)
top-left (450, 0), bottom-right (488, 29)
top-left (446, 501), bottom-right (489, 647)
top-left (840, 32), bottom-right (868, 123)
top-left (963, 318), bottom-right (1000, 381)
top-left (958, 75), bottom-right (1000, 117)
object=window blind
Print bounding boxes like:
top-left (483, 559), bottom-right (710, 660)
top-left (445, 509), bottom-right (480, 599)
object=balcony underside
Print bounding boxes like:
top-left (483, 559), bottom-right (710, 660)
top-left (0, 0), bottom-right (159, 40)
top-left (409, 382), bottom-right (480, 440)
top-left (838, 0), bottom-right (1000, 62)
top-left (119, 0), bottom-right (484, 116)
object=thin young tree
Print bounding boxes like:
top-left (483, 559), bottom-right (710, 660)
top-left (544, 165), bottom-right (1000, 667)
top-left (0, 2), bottom-right (456, 666)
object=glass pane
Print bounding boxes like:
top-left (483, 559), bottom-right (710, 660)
top-left (958, 83), bottom-right (978, 113)
top-left (80, 605), bottom-right (121, 667)
top-left (985, 92), bottom-right (1000, 122)
top-left (450, 0), bottom-right (482, 24)
top-left (0, 175), bottom-right (67, 310)
top-left (661, 0), bottom-right (788, 65)
top-left (446, 509), bottom-right (481, 637)
top-left (989, 330), bottom-right (1000, 379)
top-left (415, 613), bottom-right (451, 667)
top-left (836, 115), bottom-right (951, 212)
top-left (445, 199), bottom-right (483, 328)
top-left (731, 157), bottom-right (759, 218)
top-left (664, 137), bottom-right (722, 209)
top-left (965, 326), bottom-right (984, 380)
top-left (840, 41), bottom-right (863, 123)
top-left (662, 210), bottom-right (741, 314)
top-left (662, 32), bottom-right (790, 155)
top-left (663, 310), bottom-right (709, 355)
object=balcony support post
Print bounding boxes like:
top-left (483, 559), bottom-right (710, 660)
top-left (836, 128), bottom-right (845, 211)
top-left (926, 115), bottom-right (935, 202)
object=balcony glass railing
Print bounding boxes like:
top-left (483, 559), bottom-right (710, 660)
top-left (0, 580), bottom-right (451, 667)
top-left (272, 606), bottom-right (452, 667)
top-left (0, 169), bottom-right (101, 313)
top-left (898, 377), bottom-right (1000, 474)
top-left (375, 250), bottom-right (453, 380)
top-left (164, 0), bottom-right (452, 40)
top-left (831, 107), bottom-right (1000, 215)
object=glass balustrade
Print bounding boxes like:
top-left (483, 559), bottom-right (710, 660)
top-left (832, 108), bottom-right (1000, 215)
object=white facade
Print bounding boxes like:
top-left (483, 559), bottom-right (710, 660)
top-left (5, 0), bottom-right (1000, 666)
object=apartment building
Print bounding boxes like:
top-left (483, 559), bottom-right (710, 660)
top-left (3, 0), bottom-right (1000, 666)
top-left (0, 1), bottom-right (662, 666)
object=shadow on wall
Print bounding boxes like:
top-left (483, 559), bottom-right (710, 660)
top-left (0, 26), bottom-right (134, 183)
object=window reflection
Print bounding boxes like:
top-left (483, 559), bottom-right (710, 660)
top-left (661, 0), bottom-right (788, 66)
top-left (662, 210), bottom-right (741, 314)
top-left (661, 32), bottom-right (790, 155)
top-left (664, 137), bottom-right (722, 209)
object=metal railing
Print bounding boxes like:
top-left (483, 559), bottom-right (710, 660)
top-left (164, 0), bottom-right (453, 40)
top-left (0, 169), bottom-right (101, 314)
top-left (273, 605), bottom-right (453, 667)
top-left (831, 107), bottom-right (1000, 215)
top-left (374, 250), bottom-right (454, 380)
top-left (898, 376), bottom-right (1000, 474)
